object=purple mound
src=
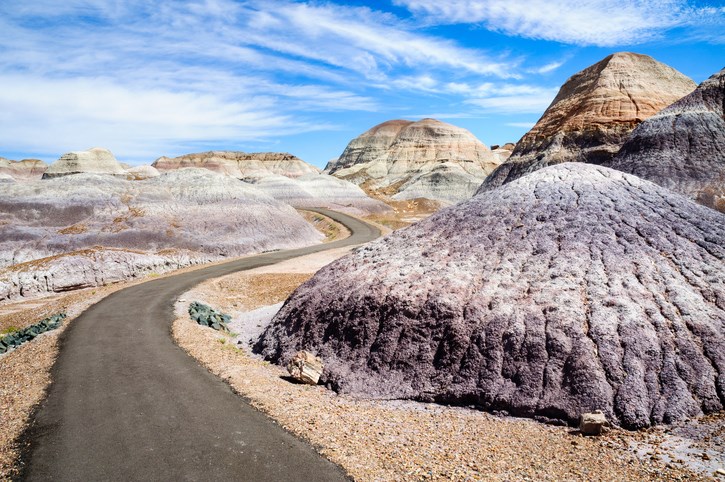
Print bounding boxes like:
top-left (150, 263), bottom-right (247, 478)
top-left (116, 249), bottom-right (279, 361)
top-left (256, 163), bottom-right (725, 429)
top-left (605, 68), bottom-right (725, 213)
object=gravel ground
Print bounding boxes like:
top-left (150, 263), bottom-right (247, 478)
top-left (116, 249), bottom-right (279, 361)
top-left (173, 250), bottom-right (718, 481)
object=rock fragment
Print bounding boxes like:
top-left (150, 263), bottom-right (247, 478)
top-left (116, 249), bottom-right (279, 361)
top-left (579, 411), bottom-right (608, 435)
top-left (287, 351), bottom-right (324, 385)
top-left (43, 147), bottom-right (127, 178)
top-left (188, 302), bottom-right (230, 332)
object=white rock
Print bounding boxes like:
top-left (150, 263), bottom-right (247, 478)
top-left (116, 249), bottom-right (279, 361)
top-left (126, 164), bottom-right (160, 180)
top-left (579, 410), bottom-right (608, 435)
top-left (287, 351), bottom-right (324, 385)
top-left (43, 147), bottom-right (126, 178)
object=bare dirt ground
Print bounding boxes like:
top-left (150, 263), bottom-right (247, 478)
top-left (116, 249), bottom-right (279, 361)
top-left (173, 249), bottom-right (722, 481)
top-left (358, 180), bottom-right (444, 230)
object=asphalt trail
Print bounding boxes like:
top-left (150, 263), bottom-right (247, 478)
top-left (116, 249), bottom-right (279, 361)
top-left (20, 209), bottom-right (380, 481)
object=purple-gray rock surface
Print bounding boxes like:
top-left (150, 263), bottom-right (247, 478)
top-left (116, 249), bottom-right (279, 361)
top-left (0, 169), bottom-right (324, 300)
top-left (605, 68), bottom-right (725, 212)
top-left (256, 163), bottom-right (725, 429)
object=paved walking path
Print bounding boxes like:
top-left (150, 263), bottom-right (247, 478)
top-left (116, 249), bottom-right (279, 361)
top-left (22, 209), bottom-right (380, 481)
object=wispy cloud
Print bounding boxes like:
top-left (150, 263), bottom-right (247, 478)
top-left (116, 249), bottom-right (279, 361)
top-left (1, 0), bottom-right (716, 164)
top-left (437, 82), bottom-right (559, 114)
top-left (396, 0), bottom-right (724, 46)
top-left (527, 60), bottom-right (566, 74)
top-left (0, 74), bottom-right (331, 162)
top-left (238, 0), bottom-right (518, 79)
top-left (0, 0), bottom-right (531, 162)
top-left (506, 122), bottom-right (537, 128)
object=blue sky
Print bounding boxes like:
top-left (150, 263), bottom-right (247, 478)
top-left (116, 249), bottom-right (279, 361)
top-left (0, 0), bottom-right (723, 168)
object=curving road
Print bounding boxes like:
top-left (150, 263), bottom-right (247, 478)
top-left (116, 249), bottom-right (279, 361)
top-left (20, 209), bottom-right (380, 481)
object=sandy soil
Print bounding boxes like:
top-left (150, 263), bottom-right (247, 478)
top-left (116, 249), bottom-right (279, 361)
top-left (173, 249), bottom-right (721, 481)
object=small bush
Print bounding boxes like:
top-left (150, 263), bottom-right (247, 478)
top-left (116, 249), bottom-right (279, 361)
top-left (0, 313), bottom-right (66, 354)
top-left (188, 302), bottom-right (230, 332)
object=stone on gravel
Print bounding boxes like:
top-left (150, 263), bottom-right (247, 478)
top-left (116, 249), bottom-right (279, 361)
top-left (579, 410), bottom-right (608, 435)
top-left (256, 163), bottom-right (725, 429)
top-left (326, 118), bottom-right (500, 203)
top-left (287, 351), bottom-right (324, 385)
top-left (43, 147), bottom-right (127, 178)
top-left (479, 52), bottom-right (696, 192)
top-left (605, 68), bottom-right (725, 213)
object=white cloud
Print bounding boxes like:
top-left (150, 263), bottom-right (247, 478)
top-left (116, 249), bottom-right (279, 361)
top-left (465, 85), bottom-right (558, 113)
top-left (0, 75), bottom-right (329, 162)
top-left (0, 0), bottom-right (535, 163)
top-left (396, 0), bottom-right (722, 46)
top-left (527, 61), bottom-right (566, 74)
top-left (237, 0), bottom-right (519, 79)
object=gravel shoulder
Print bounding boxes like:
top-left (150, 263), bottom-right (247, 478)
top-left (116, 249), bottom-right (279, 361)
top-left (172, 250), bottom-right (717, 481)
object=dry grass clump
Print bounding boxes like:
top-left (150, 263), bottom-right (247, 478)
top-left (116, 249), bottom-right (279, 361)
top-left (57, 223), bottom-right (88, 235)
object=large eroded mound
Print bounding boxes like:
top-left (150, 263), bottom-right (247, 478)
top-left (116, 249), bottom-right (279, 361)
top-left (0, 169), bottom-right (322, 268)
top-left (326, 118), bottom-right (500, 203)
top-left (152, 151), bottom-right (388, 215)
top-left (246, 173), bottom-right (390, 215)
top-left (479, 52), bottom-right (696, 192)
top-left (257, 163), bottom-right (725, 429)
top-left (606, 68), bottom-right (725, 212)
